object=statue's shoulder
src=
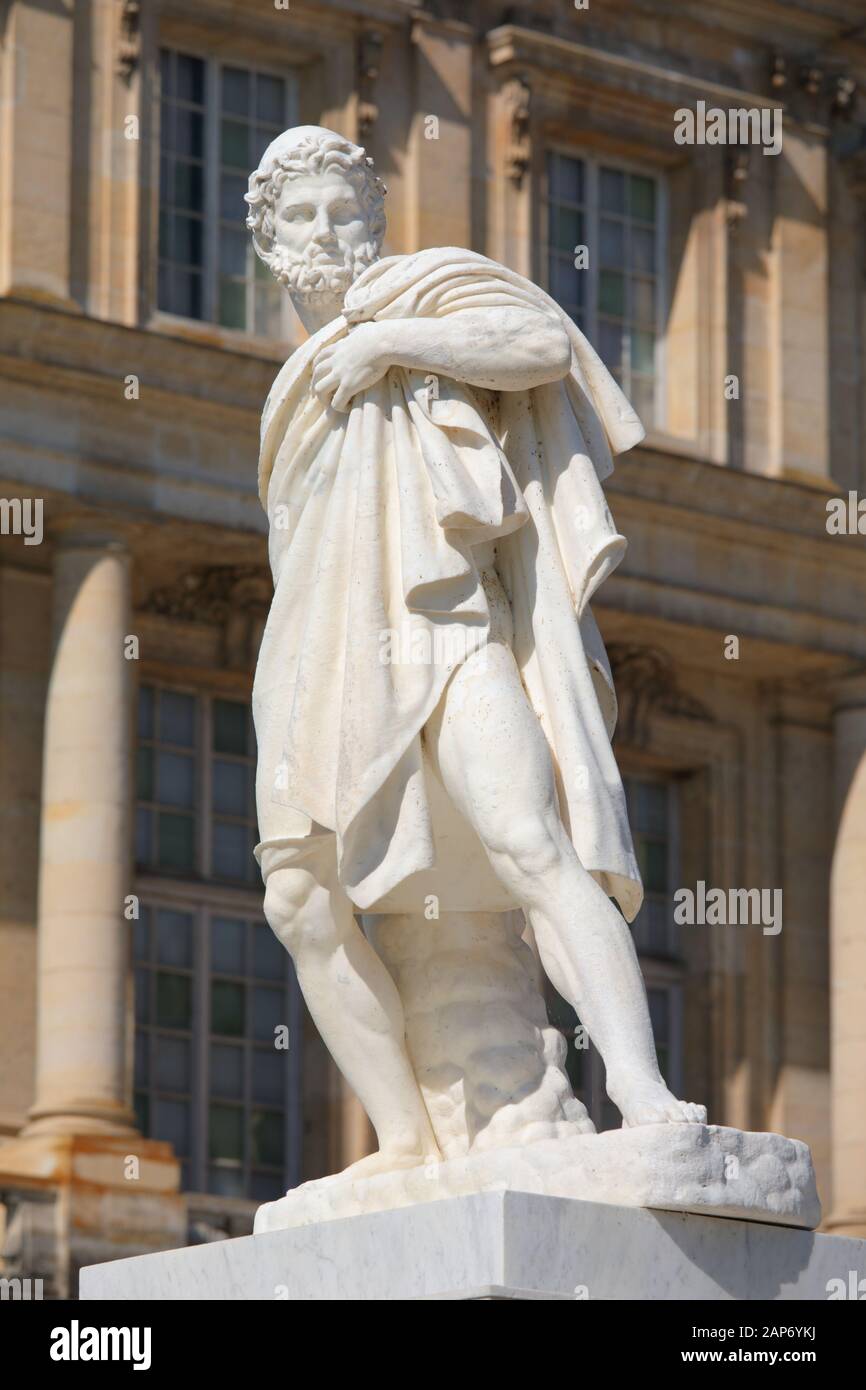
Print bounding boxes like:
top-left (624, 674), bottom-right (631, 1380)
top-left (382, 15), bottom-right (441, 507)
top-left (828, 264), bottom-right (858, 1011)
top-left (344, 247), bottom-right (518, 325)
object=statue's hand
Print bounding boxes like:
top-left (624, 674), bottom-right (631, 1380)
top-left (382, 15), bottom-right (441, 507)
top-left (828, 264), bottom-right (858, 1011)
top-left (311, 324), bottom-right (389, 412)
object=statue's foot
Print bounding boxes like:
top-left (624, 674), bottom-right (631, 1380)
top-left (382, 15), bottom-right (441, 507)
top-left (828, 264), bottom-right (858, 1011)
top-left (320, 1144), bottom-right (442, 1185)
top-left (606, 1067), bottom-right (707, 1128)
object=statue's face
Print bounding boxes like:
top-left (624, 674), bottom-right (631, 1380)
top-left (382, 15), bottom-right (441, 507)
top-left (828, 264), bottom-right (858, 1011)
top-left (274, 170), bottom-right (370, 271)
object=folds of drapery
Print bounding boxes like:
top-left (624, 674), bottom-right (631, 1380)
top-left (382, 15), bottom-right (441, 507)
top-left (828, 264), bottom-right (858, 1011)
top-left (253, 247), bottom-right (643, 921)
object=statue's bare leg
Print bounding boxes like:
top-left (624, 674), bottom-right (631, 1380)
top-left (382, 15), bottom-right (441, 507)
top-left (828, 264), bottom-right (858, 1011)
top-left (264, 854), bottom-right (442, 1175)
top-left (424, 641), bottom-right (707, 1128)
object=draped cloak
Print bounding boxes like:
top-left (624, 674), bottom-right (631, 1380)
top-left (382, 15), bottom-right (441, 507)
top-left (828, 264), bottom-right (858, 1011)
top-left (252, 247), bottom-right (645, 921)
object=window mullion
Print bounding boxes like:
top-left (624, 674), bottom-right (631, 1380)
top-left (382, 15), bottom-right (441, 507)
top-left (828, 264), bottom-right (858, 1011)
top-left (193, 905), bottom-right (209, 1194)
top-left (201, 696), bottom-right (212, 879)
top-left (204, 60), bottom-right (220, 325)
top-left (588, 161), bottom-right (599, 346)
top-left (286, 957), bottom-right (303, 1189)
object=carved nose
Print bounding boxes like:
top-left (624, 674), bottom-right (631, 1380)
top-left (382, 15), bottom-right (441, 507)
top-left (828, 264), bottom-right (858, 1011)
top-left (311, 214), bottom-right (337, 243)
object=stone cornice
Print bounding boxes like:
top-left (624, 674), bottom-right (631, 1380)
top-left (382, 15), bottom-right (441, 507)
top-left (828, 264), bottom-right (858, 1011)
top-left (159, 0), bottom-right (413, 40)
top-left (486, 24), bottom-right (780, 112)
top-left (0, 299), bottom-right (275, 418)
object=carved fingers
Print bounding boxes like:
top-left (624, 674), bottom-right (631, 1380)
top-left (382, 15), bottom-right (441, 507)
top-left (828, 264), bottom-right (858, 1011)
top-left (311, 329), bottom-right (388, 413)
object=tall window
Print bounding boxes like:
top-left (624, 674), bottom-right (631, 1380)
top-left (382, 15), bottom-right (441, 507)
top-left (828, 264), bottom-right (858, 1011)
top-left (158, 49), bottom-right (296, 336)
top-left (545, 150), bottom-right (663, 428)
top-left (136, 684), bottom-right (259, 886)
top-left (133, 902), bottom-right (301, 1200)
top-left (134, 684), bottom-right (303, 1201)
top-left (545, 774), bottom-right (682, 1131)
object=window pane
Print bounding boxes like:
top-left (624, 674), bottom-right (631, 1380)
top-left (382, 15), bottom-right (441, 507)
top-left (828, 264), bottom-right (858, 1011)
top-left (132, 914), bottom-right (149, 963)
top-left (549, 255), bottom-right (582, 310)
top-left (599, 218), bottom-right (625, 269)
top-left (210, 1042), bottom-right (244, 1099)
top-left (135, 808), bottom-right (152, 865)
top-left (208, 1165), bottom-right (246, 1197)
top-left (155, 1036), bottom-right (191, 1091)
top-left (156, 972), bottom-right (192, 1029)
top-left (549, 152), bottom-right (583, 204)
top-left (221, 118), bottom-right (251, 169)
top-left (638, 839), bottom-right (667, 894)
top-left (164, 267), bottom-right (203, 321)
top-left (599, 270), bottom-right (625, 317)
top-left (630, 173), bottom-right (656, 222)
top-left (213, 759), bottom-right (247, 816)
top-left (173, 160), bottom-right (204, 212)
top-left (252, 1048), bottom-right (284, 1104)
top-left (255, 74), bottom-right (284, 124)
top-left (209, 1103), bottom-right (244, 1160)
top-left (211, 917), bottom-right (246, 975)
top-left (221, 66), bottom-right (250, 117)
top-left (157, 751), bottom-right (194, 808)
top-left (250, 1171), bottom-right (284, 1202)
top-left (252, 985), bottom-right (284, 1042)
top-left (254, 285), bottom-right (284, 340)
top-left (174, 107), bottom-right (204, 158)
top-left (600, 167), bottom-right (626, 214)
top-left (135, 1091), bottom-right (149, 1133)
top-left (251, 1109), bottom-right (284, 1167)
top-left (157, 812), bottom-right (195, 871)
top-left (219, 279), bottom-right (246, 330)
top-left (631, 226), bottom-right (656, 274)
top-left (634, 780), bottom-right (668, 836)
top-left (138, 684), bottom-right (154, 739)
top-left (155, 1098), bottom-right (190, 1154)
top-left (134, 1032), bottom-right (149, 1088)
top-left (176, 53), bottom-right (205, 104)
top-left (253, 922), bottom-right (284, 981)
top-left (631, 329), bottom-right (655, 375)
top-left (159, 690), bottom-right (195, 747)
top-left (632, 276), bottom-right (655, 326)
top-left (213, 699), bottom-right (249, 755)
top-left (551, 206), bottom-right (582, 254)
top-left (212, 820), bottom-right (251, 881)
top-left (156, 908), bottom-right (193, 968)
top-left (173, 214), bottom-right (203, 267)
top-left (135, 967), bottom-right (150, 1024)
top-left (220, 172), bottom-right (247, 221)
top-left (598, 319), bottom-right (624, 375)
top-left (136, 747), bottom-right (153, 801)
top-left (211, 979), bottom-right (245, 1037)
top-left (219, 227), bottom-right (247, 278)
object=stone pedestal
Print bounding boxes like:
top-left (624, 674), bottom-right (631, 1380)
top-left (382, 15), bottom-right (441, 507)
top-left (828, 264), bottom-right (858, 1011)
top-left (80, 1191), bottom-right (866, 1301)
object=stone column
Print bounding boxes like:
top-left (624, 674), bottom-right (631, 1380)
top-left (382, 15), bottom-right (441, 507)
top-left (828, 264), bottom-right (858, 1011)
top-left (827, 672), bottom-right (866, 1237)
top-left (25, 533), bottom-right (137, 1136)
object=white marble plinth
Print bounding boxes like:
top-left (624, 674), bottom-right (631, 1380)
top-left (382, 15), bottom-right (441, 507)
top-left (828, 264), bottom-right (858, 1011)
top-left (80, 1191), bottom-right (865, 1301)
top-left (254, 1124), bottom-right (819, 1234)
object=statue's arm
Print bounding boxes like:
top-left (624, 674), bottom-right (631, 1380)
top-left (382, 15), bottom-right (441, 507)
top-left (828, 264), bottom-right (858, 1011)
top-left (311, 306), bottom-right (572, 409)
top-left (365, 307), bottom-right (572, 392)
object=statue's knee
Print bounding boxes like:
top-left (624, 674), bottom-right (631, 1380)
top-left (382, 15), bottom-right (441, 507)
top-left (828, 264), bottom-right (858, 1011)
top-left (263, 869), bottom-right (340, 959)
top-left (485, 811), bottom-right (564, 889)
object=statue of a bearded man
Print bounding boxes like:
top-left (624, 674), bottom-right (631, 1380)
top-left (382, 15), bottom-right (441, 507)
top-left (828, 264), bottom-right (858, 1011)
top-left (246, 126), bottom-right (705, 1181)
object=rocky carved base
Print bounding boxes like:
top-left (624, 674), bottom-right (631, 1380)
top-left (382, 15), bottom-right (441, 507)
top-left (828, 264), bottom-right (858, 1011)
top-left (255, 1123), bottom-right (820, 1234)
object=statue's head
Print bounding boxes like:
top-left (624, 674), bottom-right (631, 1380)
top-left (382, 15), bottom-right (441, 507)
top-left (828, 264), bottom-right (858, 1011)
top-left (245, 126), bottom-right (386, 307)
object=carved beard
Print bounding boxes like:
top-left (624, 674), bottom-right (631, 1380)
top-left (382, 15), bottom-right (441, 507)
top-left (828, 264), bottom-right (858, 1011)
top-left (267, 240), bottom-right (379, 301)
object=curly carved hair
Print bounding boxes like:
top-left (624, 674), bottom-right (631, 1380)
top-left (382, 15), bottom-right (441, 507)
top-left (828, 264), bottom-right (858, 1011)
top-left (245, 131), bottom-right (387, 265)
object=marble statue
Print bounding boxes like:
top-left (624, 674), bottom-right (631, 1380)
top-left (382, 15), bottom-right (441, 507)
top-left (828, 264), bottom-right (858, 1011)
top-left (244, 127), bottom-right (818, 1233)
